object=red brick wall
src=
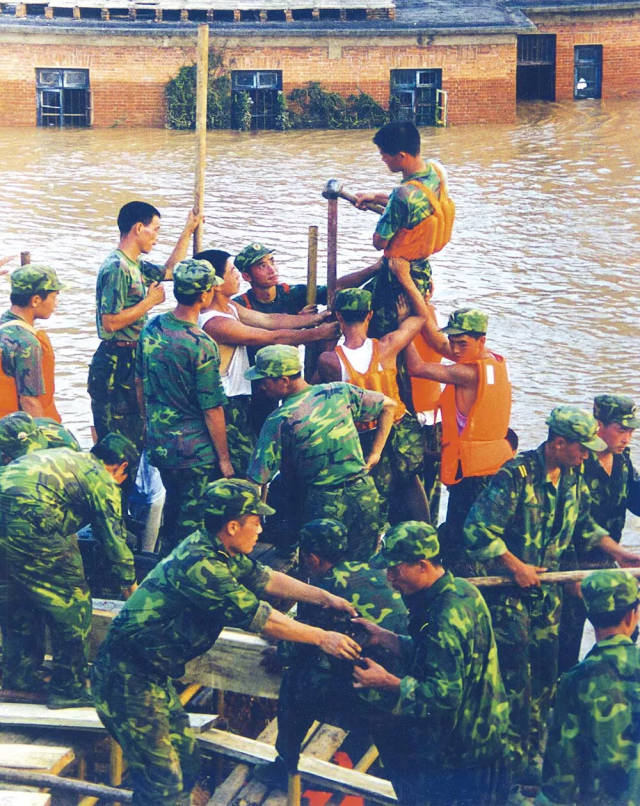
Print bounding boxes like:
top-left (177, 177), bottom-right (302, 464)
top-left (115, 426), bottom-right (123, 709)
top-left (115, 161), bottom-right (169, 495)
top-left (530, 12), bottom-right (640, 101)
top-left (0, 29), bottom-right (516, 127)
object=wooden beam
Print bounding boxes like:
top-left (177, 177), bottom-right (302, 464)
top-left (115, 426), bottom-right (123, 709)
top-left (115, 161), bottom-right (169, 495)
top-left (0, 743), bottom-right (74, 775)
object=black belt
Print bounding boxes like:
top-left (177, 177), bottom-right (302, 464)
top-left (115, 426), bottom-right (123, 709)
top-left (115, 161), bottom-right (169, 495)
top-left (102, 340), bottom-right (138, 349)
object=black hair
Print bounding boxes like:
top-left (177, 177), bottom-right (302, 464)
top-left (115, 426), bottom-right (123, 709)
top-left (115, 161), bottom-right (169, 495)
top-left (373, 121), bottom-right (421, 157)
top-left (91, 442), bottom-right (123, 465)
top-left (506, 428), bottom-right (519, 452)
top-left (117, 201), bottom-right (161, 236)
top-left (204, 510), bottom-right (254, 535)
top-left (300, 540), bottom-right (346, 565)
top-left (10, 289), bottom-right (54, 307)
top-left (588, 601), bottom-right (638, 629)
top-left (337, 309), bottom-right (370, 324)
top-left (195, 249), bottom-right (231, 279)
top-left (174, 289), bottom-right (205, 306)
top-left (449, 331), bottom-right (485, 340)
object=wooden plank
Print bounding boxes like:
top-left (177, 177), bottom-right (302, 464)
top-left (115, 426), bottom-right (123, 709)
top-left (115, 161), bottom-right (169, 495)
top-left (198, 730), bottom-right (397, 804)
top-left (0, 743), bottom-right (74, 775)
top-left (0, 793), bottom-right (51, 806)
top-left (0, 705), bottom-right (216, 735)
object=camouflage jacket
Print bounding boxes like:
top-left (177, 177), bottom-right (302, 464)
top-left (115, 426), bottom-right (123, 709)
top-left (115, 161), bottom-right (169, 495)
top-left (247, 382), bottom-right (384, 487)
top-left (375, 165), bottom-right (440, 245)
top-left (95, 249), bottom-right (165, 341)
top-left (464, 443), bottom-right (607, 571)
top-left (573, 449), bottom-right (640, 563)
top-left (393, 571), bottom-right (509, 768)
top-left (0, 447), bottom-right (134, 586)
top-left (0, 310), bottom-right (44, 396)
top-left (136, 312), bottom-right (227, 470)
top-left (234, 283), bottom-right (328, 315)
top-left (100, 530), bottom-right (273, 678)
top-left (537, 634), bottom-right (640, 806)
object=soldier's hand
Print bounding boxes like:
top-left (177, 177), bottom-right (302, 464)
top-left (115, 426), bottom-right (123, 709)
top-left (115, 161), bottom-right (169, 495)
top-left (319, 630), bottom-right (361, 660)
top-left (352, 657), bottom-right (399, 689)
top-left (351, 618), bottom-right (396, 650)
top-left (299, 303), bottom-right (319, 315)
top-left (364, 450), bottom-right (382, 471)
top-left (354, 192), bottom-right (374, 210)
top-left (219, 458), bottom-right (235, 478)
top-left (388, 257), bottom-right (411, 279)
top-left (122, 582), bottom-right (138, 599)
top-left (321, 592), bottom-right (357, 617)
top-left (512, 561), bottom-right (546, 588)
top-left (315, 321), bottom-right (340, 340)
top-left (395, 292), bottom-right (410, 323)
top-left (185, 207), bottom-right (204, 234)
top-left (147, 281), bottom-right (166, 307)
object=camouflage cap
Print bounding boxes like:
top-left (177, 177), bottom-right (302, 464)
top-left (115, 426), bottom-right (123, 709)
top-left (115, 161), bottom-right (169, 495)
top-left (546, 405), bottom-right (607, 451)
top-left (173, 259), bottom-right (222, 296)
top-left (11, 264), bottom-right (64, 296)
top-left (95, 432), bottom-right (140, 472)
top-left (581, 570), bottom-right (639, 616)
top-left (593, 394), bottom-right (640, 429)
top-left (245, 344), bottom-right (302, 380)
top-left (299, 519), bottom-right (349, 558)
top-left (234, 243), bottom-right (274, 274)
top-left (34, 417), bottom-right (81, 452)
top-left (0, 412), bottom-right (47, 463)
top-left (334, 288), bottom-right (372, 313)
top-left (370, 520), bottom-right (440, 569)
top-left (440, 308), bottom-right (488, 336)
top-left (203, 478), bottom-right (275, 519)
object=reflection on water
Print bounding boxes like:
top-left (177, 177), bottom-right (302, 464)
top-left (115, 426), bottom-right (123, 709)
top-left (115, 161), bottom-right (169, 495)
top-left (1, 98), bottom-right (639, 535)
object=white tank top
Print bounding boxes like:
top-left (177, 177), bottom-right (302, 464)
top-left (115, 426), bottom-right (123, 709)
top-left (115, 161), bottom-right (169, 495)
top-left (199, 307), bottom-right (251, 397)
top-left (335, 337), bottom-right (374, 380)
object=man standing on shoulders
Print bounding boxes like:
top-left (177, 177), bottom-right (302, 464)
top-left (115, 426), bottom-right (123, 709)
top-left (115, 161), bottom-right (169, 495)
top-left (136, 259), bottom-right (232, 556)
top-left (464, 406), bottom-right (640, 792)
top-left (92, 478), bottom-right (361, 806)
top-left (559, 393), bottom-right (640, 673)
top-left (246, 344), bottom-right (396, 560)
top-left (88, 200), bottom-right (201, 448)
top-left (406, 306), bottom-right (512, 571)
top-left (537, 570), bottom-right (640, 806)
top-left (0, 264), bottom-right (63, 421)
top-left (353, 521), bottom-right (509, 806)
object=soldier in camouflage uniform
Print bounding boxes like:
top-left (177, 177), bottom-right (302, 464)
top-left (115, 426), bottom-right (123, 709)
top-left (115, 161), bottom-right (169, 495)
top-left (316, 284), bottom-right (429, 526)
top-left (136, 258), bottom-right (233, 556)
top-left (537, 570), bottom-right (640, 806)
top-left (261, 518), bottom-right (409, 781)
top-left (558, 394), bottom-right (640, 673)
top-left (0, 432), bottom-right (138, 706)
top-left (91, 478), bottom-right (362, 806)
top-left (88, 201), bottom-right (201, 449)
top-left (246, 344), bottom-right (397, 560)
top-left (0, 411), bottom-right (80, 465)
top-left (464, 406), bottom-right (640, 787)
top-left (353, 521), bottom-right (509, 805)
top-left (0, 264), bottom-right (63, 421)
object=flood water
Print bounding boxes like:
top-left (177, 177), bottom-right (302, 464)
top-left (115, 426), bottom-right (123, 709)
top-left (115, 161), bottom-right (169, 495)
top-left (1, 98), bottom-right (639, 539)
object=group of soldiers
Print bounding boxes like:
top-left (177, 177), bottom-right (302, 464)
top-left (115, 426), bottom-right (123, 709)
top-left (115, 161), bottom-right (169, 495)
top-left (0, 119), bottom-right (639, 806)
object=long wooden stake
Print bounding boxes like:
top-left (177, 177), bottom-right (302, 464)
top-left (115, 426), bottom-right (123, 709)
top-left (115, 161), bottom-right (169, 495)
top-left (467, 566), bottom-right (640, 588)
top-left (0, 767), bottom-right (133, 802)
top-left (306, 225), bottom-right (318, 306)
top-left (20, 251), bottom-right (30, 266)
top-left (193, 23), bottom-right (209, 256)
top-left (326, 199), bottom-right (338, 306)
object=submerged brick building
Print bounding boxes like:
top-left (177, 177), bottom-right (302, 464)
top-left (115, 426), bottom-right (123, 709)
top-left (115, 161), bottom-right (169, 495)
top-left (0, 0), bottom-right (638, 127)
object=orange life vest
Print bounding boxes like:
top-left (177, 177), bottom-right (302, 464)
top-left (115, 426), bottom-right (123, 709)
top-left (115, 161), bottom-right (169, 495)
top-left (384, 162), bottom-right (455, 261)
top-left (0, 319), bottom-right (61, 422)
top-left (335, 338), bottom-right (406, 429)
top-left (439, 352), bottom-right (511, 486)
top-left (410, 331), bottom-right (443, 414)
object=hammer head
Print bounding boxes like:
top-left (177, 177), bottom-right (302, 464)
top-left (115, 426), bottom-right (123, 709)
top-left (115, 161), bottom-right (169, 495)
top-left (322, 179), bottom-right (343, 200)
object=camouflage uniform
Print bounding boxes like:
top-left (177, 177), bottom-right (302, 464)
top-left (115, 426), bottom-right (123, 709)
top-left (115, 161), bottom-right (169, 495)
top-left (88, 249), bottom-right (165, 448)
top-left (464, 408), bottom-right (608, 780)
top-left (91, 478), bottom-right (275, 806)
top-left (368, 522), bottom-right (509, 805)
top-left (558, 395), bottom-right (640, 673)
top-left (246, 346), bottom-right (385, 560)
top-left (136, 260), bottom-right (227, 555)
top-left (538, 571), bottom-right (640, 806)
top-left (275, 519), bottom-right (409, 770)
top-left (0, 439), bottom-right (136, 698)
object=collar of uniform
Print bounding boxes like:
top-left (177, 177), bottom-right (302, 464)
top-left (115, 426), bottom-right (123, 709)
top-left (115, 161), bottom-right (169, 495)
top-left (587, 632), bottom-right (637, 657)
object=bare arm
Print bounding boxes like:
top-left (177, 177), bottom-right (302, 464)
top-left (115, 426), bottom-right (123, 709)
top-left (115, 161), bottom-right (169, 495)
top-left (405, 357), bottom-right (478, 387)
top-left (598, 536), bottom-right (640, 566)
top-left (203, 315), bottom-right (338, 348)
top-left (236, 305), bottom-right (328, 331)
top-left (335, 257), bottom-right (383, 291)
top-left (315, 351), bottom-right (342, 383)
top-left (203, 407), bottom-right (234, 478)
top-left (162, 209), bottom-right (204, 276)
top-left (355, 192), bottom-right (390, 208)
top-left (364, 395), bottom-right (397, 471)
top-left (498, 550), bottom-right (547, 589)
top-left (264, 570), bottom-right (357, 615)
top-left (19, 395), bottom-right (46, 418)
top-left (101, 282), bottom-right (166, 333)
top-left (261, 609), bottom-right (360, 660)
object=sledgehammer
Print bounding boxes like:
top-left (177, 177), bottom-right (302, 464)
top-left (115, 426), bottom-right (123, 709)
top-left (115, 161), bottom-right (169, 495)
top-left (322, 179), bottom-right (386, 215)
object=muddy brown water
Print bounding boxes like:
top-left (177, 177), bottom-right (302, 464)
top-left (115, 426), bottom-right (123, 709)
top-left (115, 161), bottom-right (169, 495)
top-left (1, 98), bottom-right (639, 543)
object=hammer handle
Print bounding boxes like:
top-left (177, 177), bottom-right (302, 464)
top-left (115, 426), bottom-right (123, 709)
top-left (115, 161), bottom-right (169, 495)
top-left (340, 190), bottom-right (385, 215)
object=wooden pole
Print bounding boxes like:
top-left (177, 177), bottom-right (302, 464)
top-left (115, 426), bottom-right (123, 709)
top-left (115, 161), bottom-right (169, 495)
top-left (0, 767), bottom-right (133, 802)
top-left (193, 23), bottom-right (209, 256)
top-left (467, 566), bottom-right (640, 588)
top-left (326, 199), bottom-right (338, 306)
top-left (306, 225), bottom-right (318, 306)
top-left (20, 251), bottom-right (30, 266)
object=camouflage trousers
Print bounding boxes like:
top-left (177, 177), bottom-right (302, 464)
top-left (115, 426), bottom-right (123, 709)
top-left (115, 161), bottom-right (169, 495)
top-left (91, 654), bottom-right (198, 806)
top-left (441, 474), bottom-right (492, 576)
top-left (304, 475), bottom-right (382, 561)
top-left (0, 514), bottom-right (91, 697)
top-left (421, 421), bottom-right (442, 523)
top-left (88, 341), bottom-right (144, 450)
top-left (360, 414), bottom-right (429, 526)
top-left (485, 584), bottom-right (562, 781)
top-left (223, 395), bottom-right (256, 477)
top-left (158, 463), bottom-right (221, 557)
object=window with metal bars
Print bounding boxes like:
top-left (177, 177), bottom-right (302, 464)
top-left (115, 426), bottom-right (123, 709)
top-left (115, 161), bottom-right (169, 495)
top-left (36, 68), bottom-right (91, 127)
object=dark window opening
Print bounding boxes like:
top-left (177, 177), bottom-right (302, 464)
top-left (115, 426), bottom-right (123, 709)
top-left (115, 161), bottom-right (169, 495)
top-left (79, 6), bottom-right (102, 18)
top-left (135, 6), bottom-right (156, 19)
top-left (53, 5), bottom-right (74, 15)
top-left (516, 35), bottom-right (556, 100)
top-left (231, 70), bottom-right (282, 130)
top-left (345, 8), bottom-right (366, 18)
top-left (574, 45), bottom-right (602, 99)
top-left (319, 8), bottom-right (340, 18)
top-left (266, 9), bottom-right (286, 20)
top-left (25, 4), bottom-right (46, 13)
top-left (188, 9), bottom-right (207, 20)
top-left (214, 9), bottom-right (234, 20)
top-left (36, 68), bottom-right (90, 127)
top-left (240, 9), bottom-right (259, 20)
top-left (291, 8), bottom-right (313, 19)
top-left (390, 68), bottom-right (441, 126)
top-left (162, 8), bottom-right (180, 20)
